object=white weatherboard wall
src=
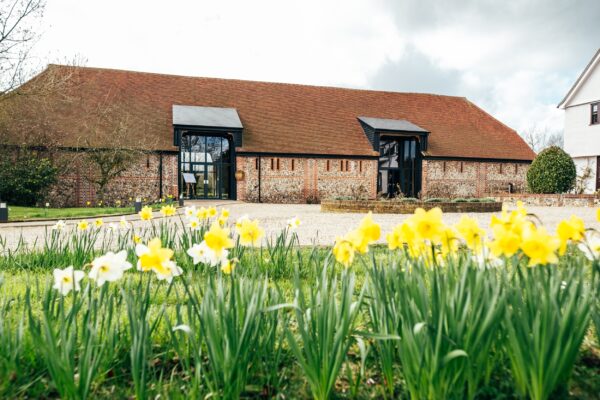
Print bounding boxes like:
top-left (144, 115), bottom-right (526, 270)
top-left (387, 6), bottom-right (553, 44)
top-left (561, 50), bottom-right (600, 193)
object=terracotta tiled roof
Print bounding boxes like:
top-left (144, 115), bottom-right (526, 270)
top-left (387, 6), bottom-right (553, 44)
top-left (6, 65), bottom-right (535, 160)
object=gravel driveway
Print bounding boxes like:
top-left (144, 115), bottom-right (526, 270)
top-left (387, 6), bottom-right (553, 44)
top-left (1, 201), bottom-right (599, 250)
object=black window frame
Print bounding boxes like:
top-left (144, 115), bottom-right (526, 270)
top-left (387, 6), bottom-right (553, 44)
top-left (591, 102), bottom-right (599, 125)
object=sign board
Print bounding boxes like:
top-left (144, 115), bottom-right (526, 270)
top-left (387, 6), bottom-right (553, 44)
top-left (183, 173), bottom-right (197, 184)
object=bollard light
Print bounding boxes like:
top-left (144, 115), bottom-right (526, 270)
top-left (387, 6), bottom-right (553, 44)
top-left (0, 202), bottom-right (7, 223)
top-left (179, 194), bottom-right (184, 207)
top-left (134, 197), bottom-right (142, 213)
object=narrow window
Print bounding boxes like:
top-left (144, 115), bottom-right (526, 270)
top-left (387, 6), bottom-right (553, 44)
top-left (146, 155), bottom-right (150, 169)
top-left (460, 162), bottom-right (464, 173)
top-left (291, 159), bottom-right (295, 171)
top-left (255, 158), bottom-right (259, 170)
top-left (515, 164), bottom-right (518, 174)
top-left (277, 158), bottom-right (280, 170)
top-left (326, 160), bottom-right (330, 171)
top-left (359, 160), bottom-right (363, 172)
top-left (270, 158), bottom-right (274, 170)
top-left (500, 163), bottom-right (503, 174)
top-left (346, 160), bottom-right (350, 171)
top-left (340, 160), bottom-right (344, 171)
top-left (443, 161), bottom-right (446, 173)
top-left (592, 103), bottom-right (599, 125)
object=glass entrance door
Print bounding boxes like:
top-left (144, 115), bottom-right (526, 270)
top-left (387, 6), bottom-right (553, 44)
top-left (180, 134), bottom-right (232, 199)
top-left (378, 136), bottom-right (420, 198)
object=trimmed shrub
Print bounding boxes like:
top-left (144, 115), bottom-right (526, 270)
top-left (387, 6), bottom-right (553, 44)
top-left (526, 146), bottom-right (576, 194)
top-left (452, 198), bottom-right (469, 203)
top-left (0, 148), bottom-right (58, 206)
top-left (400, 197), bottom-right (419, 203)
top-left (424, 198), bottom-right (449, 203)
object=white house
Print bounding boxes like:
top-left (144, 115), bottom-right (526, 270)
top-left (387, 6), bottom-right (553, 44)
top-left (559, 48), bottom-right (600, 193)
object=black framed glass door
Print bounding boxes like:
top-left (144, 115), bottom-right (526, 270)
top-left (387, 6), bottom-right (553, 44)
top-left (378, 136), bottom-right (420, 197)
top-left (179, 134), bottom-right (232, 199)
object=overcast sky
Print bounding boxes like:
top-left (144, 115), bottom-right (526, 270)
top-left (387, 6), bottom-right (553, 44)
top-left (32, 0), bottom-right (600, 138)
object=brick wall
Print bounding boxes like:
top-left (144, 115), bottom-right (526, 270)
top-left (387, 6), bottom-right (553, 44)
top-left (421, 159), bottom-right (529, 198)
top-left (46, 151), bottom-right (178, 207)
top-left (236, 156), bottom-right (377, 203)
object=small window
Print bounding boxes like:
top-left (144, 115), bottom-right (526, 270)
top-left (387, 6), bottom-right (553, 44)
top-left (592, 103), bottom-right (599, 125)
top-left (270, 158), bottom-right (274, 170)
top-left (255, 158), bottom-right (259, 170)
top-left (340, 160), bottom-right (344, 171)
top-left (359, 160), bottom-right (363, 172)
top-left (276, 158), bottom-right (280, 170)
top-left (326, 160), bottom-right (330, 171)
top-left (291, 159), bottom-right (295, 171)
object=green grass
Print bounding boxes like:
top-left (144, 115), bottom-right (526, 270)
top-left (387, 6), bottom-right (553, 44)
top-left (7, 203), bottom-right (165, 221)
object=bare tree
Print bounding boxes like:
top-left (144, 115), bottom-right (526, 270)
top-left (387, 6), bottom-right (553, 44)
top-left (0, 0), bottom-right (45, 97)
top-left (80, 96), bottom-right (157, 201)
top-left (521, 125), bottom-right (563, 153)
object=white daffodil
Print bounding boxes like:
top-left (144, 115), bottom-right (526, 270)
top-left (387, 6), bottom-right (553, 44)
top-left (153, 260), bottom-right (183, 283)
top-left (235, 215), bottom-right (249, 229)
top-left (52, 220), bottom-right (66, 231)
top-left (578, 235), bottom-right (600, 261)
top-left (119, 216), bottom-right (129, 229)
top-left (287, 216), bottom-right (301, 230)
top-left (53, 266), bottom-right (85, 295)
top-left (188, 218), bottom-right (201, 230)
top-left (184, 206), bottom-right (197, 219)
top-left (88, 250), bottom-right (132, 286)
top-left (186, 241), bottom-right (225, 266)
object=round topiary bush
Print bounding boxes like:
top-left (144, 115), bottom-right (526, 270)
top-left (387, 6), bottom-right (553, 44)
top-left (526, 146), bottom-right (576, 194)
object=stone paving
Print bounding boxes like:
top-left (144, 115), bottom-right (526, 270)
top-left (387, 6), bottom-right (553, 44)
top-left (1, 201), bottom-right (599, 250)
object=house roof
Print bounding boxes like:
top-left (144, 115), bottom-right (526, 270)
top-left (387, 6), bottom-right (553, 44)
top-left (358, 116), bottom-right (428, 133)
top-left (558, 48), bottom-right (600, 109)
top-left (4, 65), bottom-right (535, 160)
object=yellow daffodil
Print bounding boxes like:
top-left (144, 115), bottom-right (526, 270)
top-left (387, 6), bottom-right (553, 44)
top-left (455, 215), bottom-right (486, 252)
top-left (236, 218), bottom-right (264, 247)
top-left (133, 234), bottom-right (142, 244)
top-left (217, 215), bottom-right (228, 227)
top-left (196, 207), bottom-right (208, 220)
top-left (410, 207), bottom-right (446, 242)
top-left (208, 206), bottom-right (218, 218)
top-left (440, 226), bottom-right (460, 257)
top-left (520, 226), bottom-right (561, 266)
top-left (597, 208), bottom-right (600, 222)
top-left (94, 218), bottom-right (104, 228)
top-left (139, 206), bottom-right (153, 221)
top-left (204, 223), bottom-right (234, 256)
top-left (160, 204), bottom-right (177, 217)
top-left (135, 238), bottom-right (182, 282)
top-left (556, 215), bottom-right (585, 254)
top-left (189, 218), bottom-right (200, 230)
top-left (488, 225), bottom-right (521, 258)
top-left (221, 258), bottom-right (236, 275)
top-left (345, 229), bottom-right (370, 254)
top-left (77, 220), bottom-right (89, 231)
top-left (333, 237), bottom-right (355, 267)
top-left (358, 212), bottom-right (381, 242)
top-left (221, 208), bottom-right (230, 218)
top-left (386, 222), bottom-right (417, 251)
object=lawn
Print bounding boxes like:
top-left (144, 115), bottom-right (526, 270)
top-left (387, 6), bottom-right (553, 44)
top-left (0, 204), bottom-right (598, 399)
top-left (7, 203), bottom-right (165, 221)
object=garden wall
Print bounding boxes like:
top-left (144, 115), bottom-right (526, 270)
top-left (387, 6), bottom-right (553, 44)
top-left (421, 159), bottom-right (530, 198)
top-left (236, 156), bottom-right (378, 203)
top-left (321, 200), bottom-right (502, 214)
top-left (492, 193), bottom-right (598, 207)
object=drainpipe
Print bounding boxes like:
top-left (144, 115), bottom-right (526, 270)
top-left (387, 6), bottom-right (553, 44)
top-left (258, 155), bottom-right (262, 203)
top-left (159, 153), bottom-right (163, 199)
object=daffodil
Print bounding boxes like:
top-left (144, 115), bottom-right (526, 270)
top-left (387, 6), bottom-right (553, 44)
top-left (185, 206), bottom-right (197, 218)
top-left (287, 216), bottom-right (301, 230)
top-left (236, 218), bottom-right (264, 246)
top-left (88, 250), bottom-right (132, 286)
top-left (439, 226), bottom-right (460, 257)
top-left (221, 208), bottom-right (230, 218)
top-left (208, 206), bottom-right (218, 218)
top-left (136, 238), bottom-right (182, 282)
top-left (196, 207), bottom-right (208, 220)
top-left (345, 229), bottom-right (370, 254)
top-left (217, 214), bottom-right (228, 226)
top-left (221, 258), bottom-right (236, 275)
top-left (77, 220), bottom-right (89, 231)
top-left (187, 241), bottom-right (224, 266)
top-left (160, 204), bottom-right (177, 217)
top-left (488, 225), bottom-right (521, 258)
top-left (133, 234), bottom-right (142, 244)
top-left (556, 215), bottom-right (585, 254)
top-left (386, 222), bottom-right (417, 251)
top-left (358, 212), bottom-right (381, 243)
top-left (94, 218), bottom-right (104, 228)
top-left (53, 266), bottom-right (85, 295)
top-left (235, 215), bottom-right (249, 229)
top-left (410, 207), bottom-right (446, 242)
top-left (204, 223), bottom-right (234, 257)
top-left (119, 216), bottom-right (129, 229)
top-left (52, 220), bottom-right (66, 231)
top-left (578, 234), bottom-right (600, 260)
top-left (597, 208), bottom-right (600, 222)
top-left (139, 206), bottom-right (153, 221)
top-left (189, 218), bottom-right (201, 230)
top-left (333, 237), bottom-right (355, 267)
top-left (520, 226), bottom-right (561, 266)
top-left (455, 215), bottom-right (486, 253)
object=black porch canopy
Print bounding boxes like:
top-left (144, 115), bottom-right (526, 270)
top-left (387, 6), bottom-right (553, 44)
top-left (358, 116), bottom-right (429, 153)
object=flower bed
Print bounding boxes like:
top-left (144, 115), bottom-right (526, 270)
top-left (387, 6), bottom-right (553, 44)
top-left (0, 203), bottom-right (599, 399)
top-left (492, 193), bottom-right (598, 207)
top-left (321, 199), bottom-right (502, 213)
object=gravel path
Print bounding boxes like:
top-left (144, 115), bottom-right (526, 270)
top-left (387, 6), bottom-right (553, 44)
top-left (1, 201), bottom-right (599, 250)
